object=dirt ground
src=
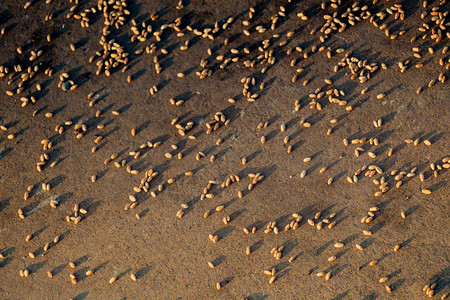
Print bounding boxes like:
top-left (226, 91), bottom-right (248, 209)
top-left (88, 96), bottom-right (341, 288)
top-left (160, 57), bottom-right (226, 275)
top-left (0, 0), bottom-right (449, 299)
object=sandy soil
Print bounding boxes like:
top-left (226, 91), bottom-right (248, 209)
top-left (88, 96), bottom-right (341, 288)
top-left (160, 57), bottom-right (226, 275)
top-left (0, 0), bottom-right (449, 299)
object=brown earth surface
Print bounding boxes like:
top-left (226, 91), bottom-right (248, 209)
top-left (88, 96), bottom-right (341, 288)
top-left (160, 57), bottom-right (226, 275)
top-left (0, 0), bottom-right (449, 299)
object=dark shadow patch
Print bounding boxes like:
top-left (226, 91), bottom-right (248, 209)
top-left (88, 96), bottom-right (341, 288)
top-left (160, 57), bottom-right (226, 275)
top-left (93, 261), bottom-right (108, 273)
top-left (52, 263), bottom-right (67, 276)
top-left (405, 204), bottom-right (420, 217)
top-left (360, 237), bottom-right (375, 249)
top-left (73, 291), bottom-right (89, 300)
top-left (137, 208), bottom-right (149, 219)
top-left (136, 265), bottom-right (151, 279)
top-left (265, 129), bottom-right (278, 142)
top-left (75, 255), bottom-right (89, 266)
top-left (51, 104), bottom-right (67, 116)
top-left (335, 249), bottom-right (350, 259)
top-left (31, 225), bottom-right (49, 240)
top-left (219, 276), bottom-right (234, 288)
top-left (55, 192), bottom-right (73, 206)
top-left (390, 278), bottom-right (406, 292)
top-left (315, 240), bottom-right (334, 256)
top-left (0, 147), bottom-right (13, 160)
top-left (116, 268), bottom-right (132, 281)
top-left (48, 175), bottom-right (66, 189)
top-left (369, 220), bottom-right (385, 234)
top-left (0, 197), bottom-right (11, 213)
top-left (400, 237), bottom-right (414, 249)
top-left (387, 268), bottom-right (402, 280)
top-left (246, 150), bottom-right (262, 163)
top-left (429, 181), bottom-right (447, 193)
top-left (28, 260), bottom-right (47, 275)
top-left (212, 255), bottom-right (226, 267)
top-left (332, 264), bottom-right (348, 277)
top-left (213, 226), bottom-right (235, 241)
top-left (250, 240), bottom-right (264, 253)
top-left (136, 119), bottom-right (151, 135)
top-left (117, 103), bottom-right (132, 114)
top-left (280, 239), bottom-right (298, 257)
top-left (428, 266), bottom-right (450, 294)
top-left (229, 209), bottom-right (246, 222)
top-left (96, 168), bottom-right (109, 181)
top-left (306, 162), bottom-right (321, 175)
top-left (246, 293), bottom-right (269, 300)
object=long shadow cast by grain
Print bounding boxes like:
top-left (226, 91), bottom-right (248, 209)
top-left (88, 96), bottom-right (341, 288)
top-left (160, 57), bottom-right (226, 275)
top-left (213, 226), bottom-right (235, 242)
top-left (136, 265), bottom-right (152, 279)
